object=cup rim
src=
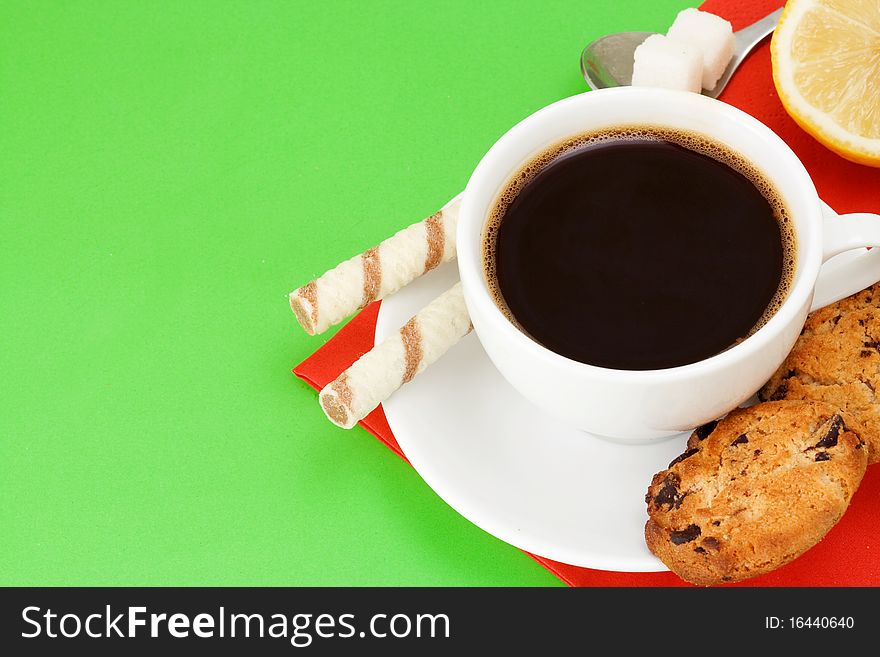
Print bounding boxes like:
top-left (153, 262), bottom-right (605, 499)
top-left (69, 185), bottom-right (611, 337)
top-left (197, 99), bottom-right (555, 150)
top-left (458, 87), bottom-right (823, 382)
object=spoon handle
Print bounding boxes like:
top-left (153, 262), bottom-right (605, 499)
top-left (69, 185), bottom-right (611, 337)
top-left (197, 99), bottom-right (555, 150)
top-left (709, 7), bottom-right (783, 97)
top-left (734, 7), bottom-right (784, 49)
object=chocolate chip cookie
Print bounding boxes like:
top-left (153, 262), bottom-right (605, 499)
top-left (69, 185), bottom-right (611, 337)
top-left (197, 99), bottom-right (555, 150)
top-left (646, 401), bottom-right (867, 585)
top-left (760, 282), bottom-right (880, 463)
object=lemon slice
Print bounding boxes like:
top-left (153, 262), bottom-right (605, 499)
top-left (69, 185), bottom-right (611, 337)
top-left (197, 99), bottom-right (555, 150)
top-left (771, 0), bottom-right (880, 166)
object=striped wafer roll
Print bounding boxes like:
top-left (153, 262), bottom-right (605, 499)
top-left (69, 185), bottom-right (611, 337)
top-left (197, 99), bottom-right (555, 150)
top-left (290, 197), bottom-right (460, 335)
top-left (319, 282), bottom-right (472, 429)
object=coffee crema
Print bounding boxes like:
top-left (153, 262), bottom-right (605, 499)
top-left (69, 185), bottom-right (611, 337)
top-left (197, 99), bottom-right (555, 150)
top-left (483, 127), bottom-right (796, 371)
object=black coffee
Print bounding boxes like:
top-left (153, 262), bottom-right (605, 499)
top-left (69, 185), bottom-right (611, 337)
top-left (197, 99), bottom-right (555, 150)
top-left (484, 127), bottom-right (794, 370)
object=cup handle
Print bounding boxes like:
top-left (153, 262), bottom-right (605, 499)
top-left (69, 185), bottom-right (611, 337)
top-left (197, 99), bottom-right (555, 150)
top-left (812, 202), bottom-right (880, 311)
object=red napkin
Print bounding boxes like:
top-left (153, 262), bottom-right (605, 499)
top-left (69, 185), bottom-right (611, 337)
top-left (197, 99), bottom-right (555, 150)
top-left (295, 0), bottom-right (880, 586)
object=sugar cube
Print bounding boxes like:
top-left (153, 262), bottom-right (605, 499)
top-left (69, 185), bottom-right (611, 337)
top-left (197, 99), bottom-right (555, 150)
top-left (667, 8), bottom-right (735, 90)
top-left (631, 34), bottom-right (703, 94)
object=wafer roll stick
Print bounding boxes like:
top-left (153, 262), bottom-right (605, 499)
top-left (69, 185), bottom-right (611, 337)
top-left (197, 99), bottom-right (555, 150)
top-left (319, 282), bottom-right (472, 429)
top-left (290, 197), bottom-right (460, 335)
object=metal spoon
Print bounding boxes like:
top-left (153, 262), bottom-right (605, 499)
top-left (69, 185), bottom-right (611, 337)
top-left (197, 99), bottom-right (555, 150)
top-left (580, 8), bottom-right (783, 98)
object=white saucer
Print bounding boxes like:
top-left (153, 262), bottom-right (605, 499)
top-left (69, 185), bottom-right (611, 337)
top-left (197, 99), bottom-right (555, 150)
top-left (372, 175), bottom-right (880, 572)
top-left (377, 262), bottom-right (688, 572)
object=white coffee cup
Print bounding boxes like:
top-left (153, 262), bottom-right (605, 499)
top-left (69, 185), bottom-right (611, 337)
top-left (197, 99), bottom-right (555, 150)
top-left (457, 87), bottom-right (880, 441)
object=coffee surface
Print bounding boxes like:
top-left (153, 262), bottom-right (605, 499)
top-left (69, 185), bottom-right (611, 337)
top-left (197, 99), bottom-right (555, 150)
top-left (485, 131), bottom-right (793, 370)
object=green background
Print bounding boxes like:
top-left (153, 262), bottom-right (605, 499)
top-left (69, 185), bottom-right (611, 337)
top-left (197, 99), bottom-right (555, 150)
top-left (1, 0), bottom-right (695, 585)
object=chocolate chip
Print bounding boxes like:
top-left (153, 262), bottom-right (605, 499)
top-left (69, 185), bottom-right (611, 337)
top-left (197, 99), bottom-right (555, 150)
top-left (753, 449), bottom-right (762, 456)
top-left (856, 441), bottom-right (864, 450)
top-left (768, 381), bottom-right (788, 401)
top-left (694, 420), bottom-right (718, 440)
top-left (832, 314), bottom-right (842, 325)
top-left (859, 319), bottom-right (865, 326)
top-left (816, 415), bottom-right (845, 448)
top-left (731, 434), bottom-right (749, 446)
top-left (864, 341), bottom-right (880, 350)
top-left (815, 452), bottom-right (831, 462)
top-left (702, 537), bottom-right (720, 550)
top-left (670, 524), bottom-right (701, 545)
top-left (653, 473), bottom-right (686, 509)
top-left (694, 547), bottom-right (706, 554)
top-left (711, 520), bottom-right (721, 526)
top-left (668, 448), bottom-right (699, 468)
top-left (861, 350), bottom-right (872, 357)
